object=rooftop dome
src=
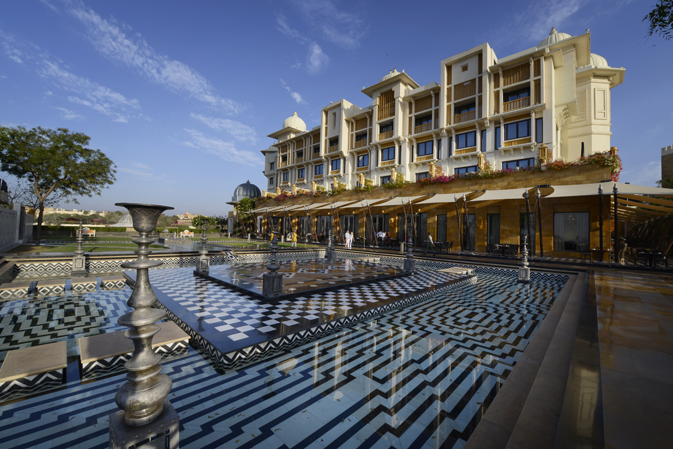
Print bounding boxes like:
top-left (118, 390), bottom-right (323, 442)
top-left (589, 53), bottom-right (609, 68)
top-left (282, 111), bottom-right (306, 131)
top-left (116, 213), bottom-right (134, 227)
top-left (381, 68), bottom-right (401, 82)
top-left (231, 180), bottom-right (261, 203)
top-left (538, 27), bottom-right (572, 48)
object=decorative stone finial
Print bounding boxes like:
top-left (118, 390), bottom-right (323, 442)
top-left (292, 184), bottom-right (297, 195)
top-left (550, 27), bottom-right (557, 35)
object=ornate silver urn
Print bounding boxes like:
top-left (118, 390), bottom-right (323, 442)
top-left (113, 203), bottom-right (174, 426)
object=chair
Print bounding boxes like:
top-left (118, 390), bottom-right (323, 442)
top-left (652, 252), bottom-right (668, 268)
top-left (633, 251), bottom-right (650, 267)
top-left (505, 244), bottom-right (519, 257)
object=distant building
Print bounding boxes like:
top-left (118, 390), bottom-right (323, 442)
top-left (662, 145), bottom-right (673, 181)
top-left (43, 207), bottom-right (110, 216)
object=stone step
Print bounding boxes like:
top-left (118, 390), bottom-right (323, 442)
top-left (0, 341), bottom-right (67, 403)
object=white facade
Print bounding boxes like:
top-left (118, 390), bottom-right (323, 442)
top-left (261, 28), bottom-right (625, 192)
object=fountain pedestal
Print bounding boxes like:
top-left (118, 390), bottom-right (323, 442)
top-left (262, 227), bottom-right (283, 297)
top-left (325, 229), bottom-right (336, 262)
top-left (71, 221), bottom-right (87, 276)
top-left (109, 203), bottom-right (178, 449)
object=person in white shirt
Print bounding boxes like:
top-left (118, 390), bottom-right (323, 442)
top-left (376, 230), bottom-right (385, 246)
top-left (424, 232), bottom-right (436, 256)
top-left (344, 230), bottom-right (351, 249)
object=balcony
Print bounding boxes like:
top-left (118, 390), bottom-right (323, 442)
top-left (353, 140), bottom-right (368, 149)
top-left (295, 155), bottom-right (304, 163)
top-left (414, 123), bottom-right (432, 134)
top-left (503, 96), bottom-right (530, 112)
top-left (278, 160), bottom-right (287, 168)
top-left (379, 130), bottom-right (393, 141)
top-left (455, 147), bottom-right (476, 155)
top-left (502, 137), bottom-right (532, 147)
top-left (327, 144), bottom-right (339, 153)
top-left (378, 103), bottom-right (394, 120)
top-left (453, 110), bottom-right (476, 124)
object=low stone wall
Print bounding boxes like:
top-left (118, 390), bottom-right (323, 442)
top-left (0, 208), bottom-right (18, 251)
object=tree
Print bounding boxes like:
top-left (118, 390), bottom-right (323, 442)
top-left (0, 126), bottom-right (116, 242)
top-left (235, 197), bottom-right (256, 235)
top-left (192, 215), bottom-right (217, 228)
top-left (657, 178), bottom-right (673, 188)
top-left (214, 215), bottom-right (228, 235)
top-left (644, 0), bottom-right (673, 40)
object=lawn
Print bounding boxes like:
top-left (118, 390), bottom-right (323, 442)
top-left (8, 244), bottom-right (164, 254)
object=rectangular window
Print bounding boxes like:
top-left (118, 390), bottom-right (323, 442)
top-left (487, 214), bottom-right (500, 245)
top-left (380, 122), bottom-right (393, 133)
top-left (281, 155), bottom-right (287, 163)
top-left (536, 118), bottom-right (543, 143)
top-left (298, 168), bottom-right (305, 179)
top-left (269, 176), bottom-right (274, 185)
top-left (417, 141), bottom-right (433, 156)
top-left (448, 136), bottom-right (453, 156)
top-left (502, 158), bottom-right (535, 170)
top-left (437, 138), bottom-right (442, 159)
top-left (381, 176), bottom-right (392, 185)
top-left (331, 159), bottom-right (341, 171)
top-left (282, 172), bottom-right (289, 182)
top-left (269, 162), bottom-right (275, 170)
top-left (456, 131), bottom-right (476, 149)
top-left (315, 164), bottom-right (323, 175)
top-left (481, 130), bottom-right (486, 152)
top-left (381, 146), bottom-right (395, 161)
top-left (355, 133), bottom-right (367, 142)
top-left (505, 119), bottom-right (530, 140)
top-left (455, 165), bottom-right (478, 175)
top-left (454, 103), bottom-right (475, 115)
top-left (329, 138), bottom-right (338, 147)
top-left (503, 87), bottom-right (530, 103)
top-left (494, 127), bottom-right (501, 150)
top-left (554, 212), bottom-right (590, 252)
top-left (357, 154), bottom-right (369, 167)
top-left (416, 172), bottom-right (430, 181)
top-left (437, 214), bottom-right (447, 242)
top-left (414, 115), bottom-right (432, 127)
top-left (313, 145), bottom-right (320, 154)
top-left (297, 151), bottom-right (303, 158)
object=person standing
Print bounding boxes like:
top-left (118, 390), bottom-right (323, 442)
top-left (345, 230), bottom-right (351, 249)
top-left (424, 232), bottom-right (436, 256)
top-left (291, 230), bottom-right (297, 247)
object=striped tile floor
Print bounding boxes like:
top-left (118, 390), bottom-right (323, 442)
top-left (0, 271), bottom-right (566, 448)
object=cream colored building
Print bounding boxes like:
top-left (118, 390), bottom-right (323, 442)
top-left (42, 207), bottom-right (110, 216)
top-left (261, 28), bottom-right (625, 192)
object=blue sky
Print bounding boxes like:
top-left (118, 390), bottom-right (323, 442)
top-left (0, 0), bottom-right (671, 216)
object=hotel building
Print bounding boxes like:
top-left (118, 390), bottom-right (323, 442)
top-left (261, 28), bottom-right (624, 192)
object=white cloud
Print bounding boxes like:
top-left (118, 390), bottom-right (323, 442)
top-left (290, 0), bottom-right (368, 49)
top-left (184, 129), bottom-right (263, 167)
top-left (56, 107), bottom-right (84, 120)
top-left (306, 43), bottom-right (329, 74)
top-left (67, 1), bottom-right (242, 113)
top-left (622, 161), bottom-right (661, 187)
top-left (279, 79), bottom-right (307, 105)
top-left (190, 113), bottom-right (257, 144)
top-left (119, 161), bottom-right (168, 181)
top-left (275, 14), bottom-right (329, 74)
top-left (0, 29), bottom-right (143, 123)
top-left (39, 0), bottom-right (60, 13)
top-left (506, 0), bottom-right (584, 44)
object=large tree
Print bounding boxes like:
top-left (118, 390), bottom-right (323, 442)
top-left (0, 126), bottom-right (116, 242)
top-left (644, 0), bottom-right (673, 40)
top-left (235, 197), bottom-right (256, 234)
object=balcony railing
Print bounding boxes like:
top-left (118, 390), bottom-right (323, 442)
top-left (503, 96), bottom-right (530, 112)
top-left (279, 160), bottom-right (287, 168)
top-left (414, 123), bottom-right (432, 134)
top-left (455, 147), bottom-right (477, 155)
top-left (453, 110), bottom-right (476, 124)
top-left (327, 144), bottom-right (339, 153)
top-left (379, 130), bottom-right (393, 141)
top-left (353, 140), bottom-right (368, 149)
top-left (378, 103), bottom-right (394, 120)
top-left (502, 137), bottom-right (532, 147)
top-left (295, 155), bottom-right (304, 163)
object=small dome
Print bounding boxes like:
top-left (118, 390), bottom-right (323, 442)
top-left (589, 53), bottom-right (609, 68)
top-left (116, 213), bottom-right (134, 227)
top-left (381, 68), bottom-right (401, 82)
top-left (538, 27), bottom-right (572, 48)
top-left (232, 180), bottom-right (261, 202)
top-left (282, 111), bottom-right (306, 131)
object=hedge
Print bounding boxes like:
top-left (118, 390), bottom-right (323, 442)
top-left (40, 225), bottom-right (130, 232)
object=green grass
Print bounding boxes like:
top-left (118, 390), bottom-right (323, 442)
top-left (8, 244), bottom-right (164, 254)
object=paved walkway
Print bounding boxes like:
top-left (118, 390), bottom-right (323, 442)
top-left (594, 270), bottom-right (673, 449)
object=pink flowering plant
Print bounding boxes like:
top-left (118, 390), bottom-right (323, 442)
top-left (418, 151), bottom-right (622, 186)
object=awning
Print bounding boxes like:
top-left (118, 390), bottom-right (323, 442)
top-left (312, 200), bottom-right (361, 211)
top-left (546, 182), bottom-right (673, 198)
top-left (340, 198), bottom-right (390, 208)
top-left (415, 192), bottom-right (477, 205)
top-left (374, 195), bottom-right (428, 208)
